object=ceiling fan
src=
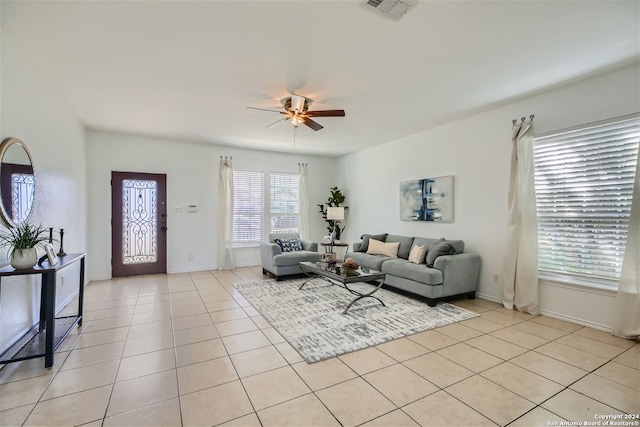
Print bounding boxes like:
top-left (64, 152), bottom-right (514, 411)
top-left (247, 94), bottom-right (345, 131)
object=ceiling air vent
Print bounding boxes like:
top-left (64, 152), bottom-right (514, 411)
top-left (364, 0), bottom-right (417, 20)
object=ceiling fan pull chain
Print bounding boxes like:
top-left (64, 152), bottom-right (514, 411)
top-left (294, 126), bottom-right (297, 152)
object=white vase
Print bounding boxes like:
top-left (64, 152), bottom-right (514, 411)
top-left (11, 248), bottom-right (38, 269)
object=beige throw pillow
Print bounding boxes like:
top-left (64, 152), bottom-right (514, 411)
top-left (367, 238), bottom-right (400, 257)
top-left (408, 245), bottom-right (427, 264)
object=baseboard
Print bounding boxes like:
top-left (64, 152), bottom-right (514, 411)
top-left (56, 289), bottom-right (80, 316)
top-left (90, 263), bottom-right (260, 280)
top-left (88, 275), bottom-right (112, 282)
top-left (168, 266), bottom-right (217, 274)
top-left (477, 292), bottom-right (611, 332)
top-left (537, 308), bottom-right (611, 332)
top-left (475, 292), bottom-right (502, 304)
top-left (234, 262), bottom-right (261, 268)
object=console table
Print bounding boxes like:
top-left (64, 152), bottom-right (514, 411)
top-left (0, 253), bottom-right (85, 368)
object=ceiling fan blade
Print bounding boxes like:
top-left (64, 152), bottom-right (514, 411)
top-left (302, 117), bottom-right (323, 131)
top-left (266, 117), bottom-right (288, 129)
top-left (290, 94), bottom-right (306, 113)
top-left (247, 107), bottom-right (285, 114)
top-left (305, 110), bottom-right (346, 117)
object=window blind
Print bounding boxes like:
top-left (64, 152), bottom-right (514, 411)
top-left (233, 170), bottom-right (264, 247)
top-left (270, 172), bottom-right (300, 235)
top-left (533, 115), bottom-right (640, 283)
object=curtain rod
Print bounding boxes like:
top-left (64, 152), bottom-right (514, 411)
top-left (512, 114), bottom-right (535, 125)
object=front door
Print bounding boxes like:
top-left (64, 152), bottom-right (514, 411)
top-left (111, 171), bottom-right (167, 277)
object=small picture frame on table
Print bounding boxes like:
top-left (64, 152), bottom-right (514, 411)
top-left (320, 252), bottom-right (336, 263)
top-left (45, 243), bottom-right (58, 265)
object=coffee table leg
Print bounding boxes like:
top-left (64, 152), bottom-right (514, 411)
top-left (299, 274), bottom-right (334, 290)
top-left (342, 278), bottom-right (386, 314)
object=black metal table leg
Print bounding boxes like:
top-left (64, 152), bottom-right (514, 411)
top-left (78, 257), bottom-right (85, 325)
top-left (39, 275), bottom-right (47, 332)
top-left (44, 271), bottom-right (56, 368)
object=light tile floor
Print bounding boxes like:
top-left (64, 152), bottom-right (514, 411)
top-left (0, 267), bottom-right (638, 426)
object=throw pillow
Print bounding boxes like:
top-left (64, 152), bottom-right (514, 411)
top-left (358, 233), bottom-right (388, 252)
top-left (289, 237), bottom-right (303, 251)
top-left (367, 238), bottom-right (400, 257)
top-left (408, 245), bottom-right (428, 264)
top-left (274, 238), bottom-right (303, 252)
top-left (425, 241), bottom-right (457, 267)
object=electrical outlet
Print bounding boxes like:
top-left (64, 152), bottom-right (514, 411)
top-left (492, 273), bottom-right (499, 283)
top-left (188, 253), bottom-right (193, 261)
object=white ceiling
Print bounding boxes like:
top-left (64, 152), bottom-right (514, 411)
top-left (2, 1), bottom-right (639, 156)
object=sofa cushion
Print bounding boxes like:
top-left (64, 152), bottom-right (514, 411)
top-left (349, 251), bottom-right (391, 271)
top-left (386, 234), bottom-right (415, 259)
top-left (408, 245), bottom-right (427, 264)
top-left (274, 237), bottom-right (303, 252)
top-left (381, 259), bottom-right (443, 285)
top-left (273, 250), bottom-right (320, 266)
top-left (367, 239), bottom-right (399, 257)
top-left (413, 237), bottom-right (444, 251)
top-left (444, 240), bottom-right (465, 254)
top-left (426, 241), bottom-right (457, 267)
top-left (357, 233), bottom-right (388, 252)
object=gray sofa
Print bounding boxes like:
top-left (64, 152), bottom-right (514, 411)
top-left (260, 233), bottom-right (321, 280)
top-left (347, 233), bottom-right (481, 306)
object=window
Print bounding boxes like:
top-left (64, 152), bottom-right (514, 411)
top-left (270, 172), bottom-right (300, 235)
top-left (533, 115), bottom-right (639, 286)
top-left (233, 170), bottom-right (264, 247)
top-left (232, 170), bottom-right (301, 246)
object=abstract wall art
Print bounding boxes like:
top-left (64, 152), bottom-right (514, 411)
top-left (400, 175), bottom-right (453, 222)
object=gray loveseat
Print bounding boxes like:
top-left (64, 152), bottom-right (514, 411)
top-left (347, 233), bottom-right (481, 306)
top-left (260, 233), bottom-right (320, 280)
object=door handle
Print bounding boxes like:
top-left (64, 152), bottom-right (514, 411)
top-left (161, 226), bottom-right (168, 232)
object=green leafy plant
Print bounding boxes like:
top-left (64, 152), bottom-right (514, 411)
top-left (317, 186), bottom-right (349, 240)
top-left (0, 222), bottom-right (50, 257)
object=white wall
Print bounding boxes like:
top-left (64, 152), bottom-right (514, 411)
top-left (0, 33), bottom-right (88, 351)
top-left (86, 130), bottom-right (338, 279)
top-left (338, 63), bottom-right (640, 330)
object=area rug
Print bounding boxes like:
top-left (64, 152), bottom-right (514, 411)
top-left (233, 277), bottom-right (480, 363)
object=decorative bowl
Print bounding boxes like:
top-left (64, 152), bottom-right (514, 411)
top-left (341, 257), bottom-right (359, 271)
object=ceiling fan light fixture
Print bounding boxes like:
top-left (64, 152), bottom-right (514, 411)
top-left (248, 94), bottom-right (345, 132)
top-left (289, 95), bottom-right (307, 115)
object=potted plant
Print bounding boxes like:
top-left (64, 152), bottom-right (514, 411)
top-left (317, 186), bottom-right (348, 241)
top-left (0, 222), bottom-right (49, 269)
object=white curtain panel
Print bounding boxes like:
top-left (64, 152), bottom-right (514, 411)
top-left (503, 118), bottom-right (539, 315)
top-left (299, 163), bottom-right (310, 239)
top-left (217, 157), bottom-right (236, 270)
top-left (612, 147), bottom-right (639, 339)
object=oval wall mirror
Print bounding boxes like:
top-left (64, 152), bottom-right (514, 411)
top-left (0, 138), bottom-right (35, 227)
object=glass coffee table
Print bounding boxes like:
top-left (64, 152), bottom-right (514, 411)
top-left (298, 261), bottom-right (387, 314)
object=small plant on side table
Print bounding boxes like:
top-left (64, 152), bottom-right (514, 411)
top-left (0, 222), bottom-right (49, 269)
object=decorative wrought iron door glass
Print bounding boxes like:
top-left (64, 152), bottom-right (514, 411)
top-left (122, 179), bottom-right (158, 264)
top-left (11, 173), bottom-right (34, 223)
